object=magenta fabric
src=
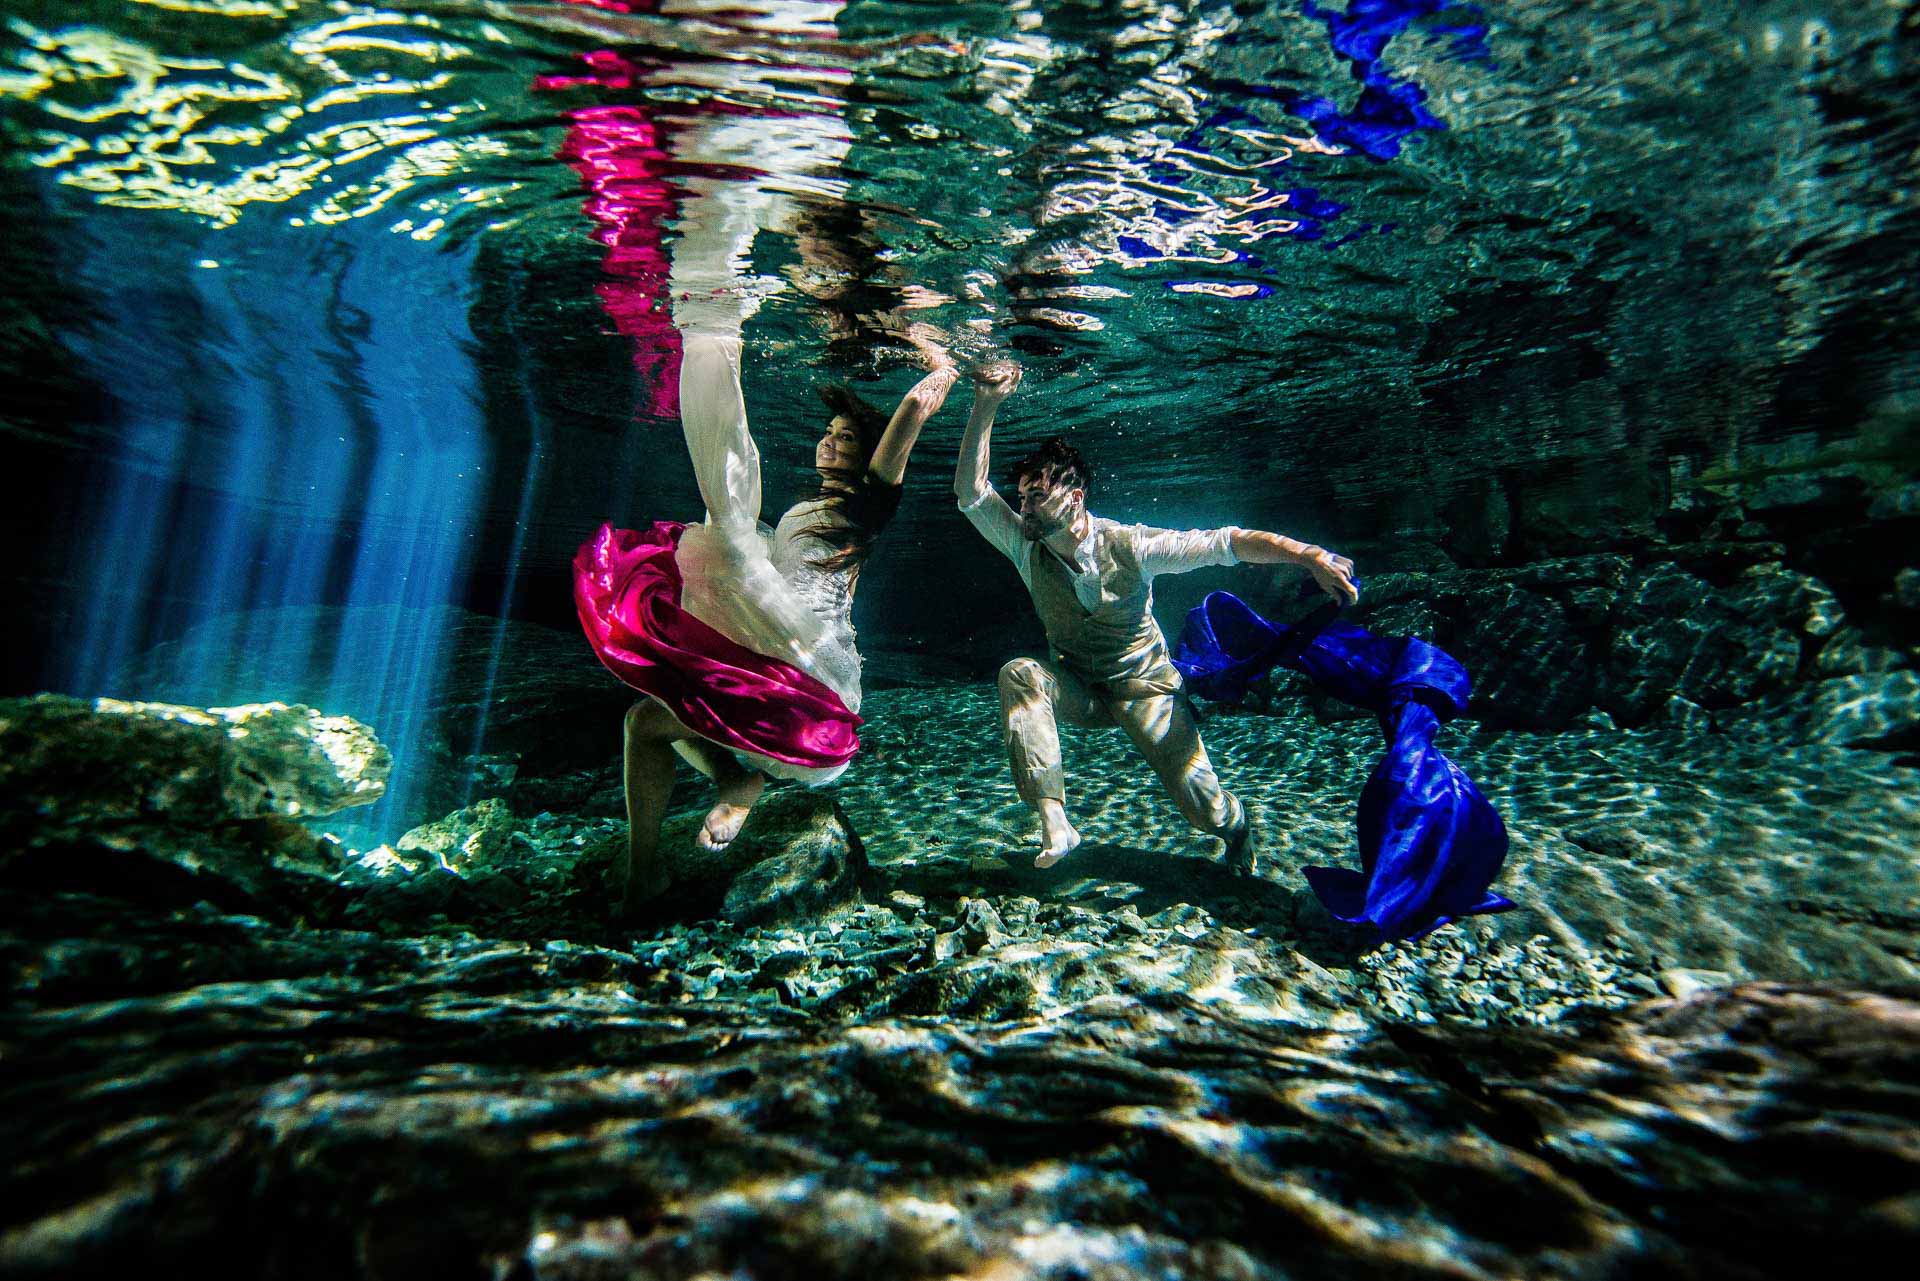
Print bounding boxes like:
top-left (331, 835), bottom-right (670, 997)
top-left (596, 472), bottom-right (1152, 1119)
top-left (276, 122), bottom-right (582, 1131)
top-left (573, 522), bottom-right (862, 768)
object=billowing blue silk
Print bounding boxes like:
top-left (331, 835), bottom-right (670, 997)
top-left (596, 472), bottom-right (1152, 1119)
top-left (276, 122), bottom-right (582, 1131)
top-left (1174, 591), bottom-right (1514, 941)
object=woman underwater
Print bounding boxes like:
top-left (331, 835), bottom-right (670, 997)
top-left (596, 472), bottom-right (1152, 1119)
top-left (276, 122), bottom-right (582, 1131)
top-left (575, 317), bottom-right (956, 913)
top-left (558, 0), bottom-right (977, 914)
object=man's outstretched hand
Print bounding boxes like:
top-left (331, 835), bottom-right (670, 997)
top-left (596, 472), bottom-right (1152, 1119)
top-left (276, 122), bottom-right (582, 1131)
top-left (972, 361), bottom-right (1022, 405)
top-left (1305, 547), bottom-right (1360, 606)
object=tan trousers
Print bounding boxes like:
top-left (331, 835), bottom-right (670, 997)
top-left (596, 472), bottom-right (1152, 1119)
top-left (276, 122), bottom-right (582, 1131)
top-left (996, 657), bottom-right (1244, 838)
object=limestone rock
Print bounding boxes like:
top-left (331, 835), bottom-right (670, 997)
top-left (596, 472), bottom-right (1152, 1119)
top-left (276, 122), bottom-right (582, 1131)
top-left (1866, 482), bottom-right (1920, 522)
top-left (957, 897), bottom-right (1008, 953)
top-left (0, 694), bottom-right (388, 828)
top-left (111, 605), bottom-right (634, 823)
top-left (1743, 467), bottom-right (1865, 517)
top-left (1815, 626), bottom-right (1910, 677)
top-left (0, 694), bottom-right (387, 912)
top-left (1658, 967), bottom-right (1733, 999)
top-left (1895, 569), bottom-right (1920, 612)
top-left (1455, 586), bottom-right (1597, 728)
top-left (705, 794), bottom-right (868, 927)
top-left (1603, 562), bottom-right (1841, 722)
top-left (395, 797), bottom-right (517, 875)
top-left (1644, 694), bottom-right (1714, 733)
top-left (1716, 671), bottom-right (1920, 748)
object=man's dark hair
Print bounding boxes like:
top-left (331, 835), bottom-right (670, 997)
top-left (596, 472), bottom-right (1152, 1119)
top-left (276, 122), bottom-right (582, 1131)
top-left (1009, 436), bottom-right (1092, 496)
top-left (802, 382), bottom-right (902, 577)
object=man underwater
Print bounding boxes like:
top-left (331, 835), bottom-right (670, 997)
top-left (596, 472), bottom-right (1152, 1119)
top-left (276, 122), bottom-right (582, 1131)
top-left (954, 365), bottom-right (1362, 869)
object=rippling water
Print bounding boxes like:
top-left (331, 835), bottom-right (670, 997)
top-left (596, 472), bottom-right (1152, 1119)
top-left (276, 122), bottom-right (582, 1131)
top-left (8, 0), bottom-right (1914, 476)
top-left (2, 0), bottom-right (1917, 803)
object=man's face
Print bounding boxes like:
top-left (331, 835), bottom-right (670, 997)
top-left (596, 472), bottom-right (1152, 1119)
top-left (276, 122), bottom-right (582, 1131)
top-left (1017, 471), bottom-right (1081, 540)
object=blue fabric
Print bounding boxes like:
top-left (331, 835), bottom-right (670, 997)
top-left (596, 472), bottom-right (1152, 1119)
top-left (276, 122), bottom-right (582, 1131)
top-left (1174, 590), bottom-right (1514, 941)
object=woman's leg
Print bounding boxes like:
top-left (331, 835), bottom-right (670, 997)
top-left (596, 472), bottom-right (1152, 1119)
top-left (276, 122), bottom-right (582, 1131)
top-left (673, 179), bottom-right (768, 532)
top-left (671, 739), bottom-right (767, 851)
top-left (622, 699), bottom-right (691, 912)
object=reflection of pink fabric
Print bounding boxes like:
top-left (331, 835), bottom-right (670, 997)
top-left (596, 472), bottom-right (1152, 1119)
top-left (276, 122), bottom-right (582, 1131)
top-left (574, 522), bottom-right (861, 768)
top-left (551, 101), bottom-right (682, 418)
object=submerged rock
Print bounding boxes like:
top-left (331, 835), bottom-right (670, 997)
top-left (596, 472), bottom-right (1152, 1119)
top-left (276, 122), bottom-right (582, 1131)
top-left (394, 796), bottom-right (517, 875)
top-left (1717, 670), bottom-right (1920, 747)
top-left (110, 604), bottom-right (634, 822)
top-left (1815, 626), bottom-right (1911, 677)
top-left (712, 794), bottom-right (869, 927)
top-left (0, 694), bottom-right (388, 827)
top-left (1322, 554), bottom-right (1866, 730)
top-left (1603, 561), bottom-right (1841, 722)
top-left (0, 695), bottom-right (386, 911)
top-left (1455, 585), bottom-right (1597, 728)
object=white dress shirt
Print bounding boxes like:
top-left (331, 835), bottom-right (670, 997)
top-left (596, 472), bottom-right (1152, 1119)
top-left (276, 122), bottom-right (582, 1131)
top-left (959, 489), bottom-right (1240, 612)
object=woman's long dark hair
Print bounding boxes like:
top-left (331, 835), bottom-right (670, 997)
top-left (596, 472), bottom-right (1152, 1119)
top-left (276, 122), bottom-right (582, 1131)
top-left (803, 383), bottom-right (903, 576)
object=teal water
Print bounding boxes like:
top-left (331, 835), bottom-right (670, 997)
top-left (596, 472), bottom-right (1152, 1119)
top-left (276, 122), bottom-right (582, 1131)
top-left (2, 4), bottom-right (1919, 1272)
top-left (4, 0), bottom-right (1916, 822)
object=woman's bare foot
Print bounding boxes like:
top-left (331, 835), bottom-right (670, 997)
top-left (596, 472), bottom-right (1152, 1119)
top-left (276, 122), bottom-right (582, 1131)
top-left (1033, 799), bottom-right (1082, 869)
top-left (698, 771), bottom-right (766, 851)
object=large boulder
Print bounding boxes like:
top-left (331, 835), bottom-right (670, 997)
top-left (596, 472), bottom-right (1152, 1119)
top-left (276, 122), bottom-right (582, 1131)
top-left (1334, 558), bottom-right (1625, 729)
top-left (1602, 561), bottom-right (1842, 723)
top-left (0, 695), bottom-right (388, 829)
top-left (699, 793), bottom-right (870, 927)
top-left (0, 694), bottom-right (387, 909)
top-left (110, 605), bottom-right (635, 823)
top-left (1452, 585), bottom-right (1597, 728)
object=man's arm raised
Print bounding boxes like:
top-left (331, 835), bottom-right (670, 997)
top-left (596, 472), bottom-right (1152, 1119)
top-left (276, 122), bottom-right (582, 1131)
top-left (955, 362), bottom-right (1021, 504)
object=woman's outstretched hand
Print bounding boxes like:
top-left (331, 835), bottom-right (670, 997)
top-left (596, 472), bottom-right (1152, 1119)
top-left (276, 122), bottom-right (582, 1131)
top-left (902, 321), bottom-right (956, 373)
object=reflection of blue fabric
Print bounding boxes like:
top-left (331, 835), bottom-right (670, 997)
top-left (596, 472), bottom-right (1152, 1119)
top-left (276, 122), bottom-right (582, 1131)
top-left (1304, 0), bottom-right (1490, 66)
top-left (1174, 591), bottom-right (1514, 941)
top-left (1289, 80), bottom-right (1446, 161)
top-left (1292, 0), bottom-right (1491, 160)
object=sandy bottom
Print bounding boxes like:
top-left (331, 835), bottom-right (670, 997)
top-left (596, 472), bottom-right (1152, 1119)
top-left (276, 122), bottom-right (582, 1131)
top-left (829, 683), bottom-right (1920, 990)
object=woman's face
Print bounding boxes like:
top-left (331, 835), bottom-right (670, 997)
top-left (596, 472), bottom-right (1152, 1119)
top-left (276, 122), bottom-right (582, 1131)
top-left (816, 415), bottom-right (864, 473)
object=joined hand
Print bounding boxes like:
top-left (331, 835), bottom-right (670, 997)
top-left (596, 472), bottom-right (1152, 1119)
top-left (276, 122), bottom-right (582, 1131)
top-left (972, 361), bottom-right (1022, 403)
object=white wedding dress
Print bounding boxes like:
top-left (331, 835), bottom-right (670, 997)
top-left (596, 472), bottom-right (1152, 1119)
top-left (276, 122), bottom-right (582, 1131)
top-left (665, 118), bottom-right (863, 784)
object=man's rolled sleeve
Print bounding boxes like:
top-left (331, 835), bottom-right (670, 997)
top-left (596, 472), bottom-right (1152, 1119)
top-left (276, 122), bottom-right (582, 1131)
top-left (959, 488), bottom-right (1028, 566)
top-left (1131, 523), bottom-right (1241, 577)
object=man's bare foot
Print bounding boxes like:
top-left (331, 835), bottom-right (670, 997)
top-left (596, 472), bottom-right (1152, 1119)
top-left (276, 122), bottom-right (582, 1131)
top-left (1033, 800), bottom-right (1082, 869)
top-left (698, 771), bottom-right (765, 851)
top-left (1221, 806), bottom-right (1257, 876)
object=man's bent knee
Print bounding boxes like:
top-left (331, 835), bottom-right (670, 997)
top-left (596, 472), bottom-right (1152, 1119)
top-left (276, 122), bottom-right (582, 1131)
top-left (998, 657), bottom-right (1048, 699)
top-left (1174, 778), bottom-right (1240, 836)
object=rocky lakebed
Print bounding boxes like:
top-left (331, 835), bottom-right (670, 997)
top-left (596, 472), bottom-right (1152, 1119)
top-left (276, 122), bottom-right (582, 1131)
top-left (3, 624), bottom-right (1918, 1279)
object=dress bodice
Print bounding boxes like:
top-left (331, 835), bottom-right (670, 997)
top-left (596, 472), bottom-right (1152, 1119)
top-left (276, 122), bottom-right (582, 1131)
top-left (769, 498), bottom-right (858, 648)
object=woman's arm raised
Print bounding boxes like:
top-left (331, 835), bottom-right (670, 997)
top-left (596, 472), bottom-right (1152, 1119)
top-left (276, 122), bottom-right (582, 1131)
top-left (866, 328), bottom-right (960, 486)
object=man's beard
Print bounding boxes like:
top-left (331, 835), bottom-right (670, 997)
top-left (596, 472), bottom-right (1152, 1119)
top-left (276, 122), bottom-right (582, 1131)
top-left (1020, 510), bottom-right (1067, 540)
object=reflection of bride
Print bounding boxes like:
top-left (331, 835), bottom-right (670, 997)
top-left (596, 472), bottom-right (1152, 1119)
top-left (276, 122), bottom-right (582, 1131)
top-left (569, 54), bottom-right (959, 914)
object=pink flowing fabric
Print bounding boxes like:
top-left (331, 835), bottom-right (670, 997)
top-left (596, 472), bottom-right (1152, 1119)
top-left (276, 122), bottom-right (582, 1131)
top-left (573, 522), bottom-right (861, 768)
